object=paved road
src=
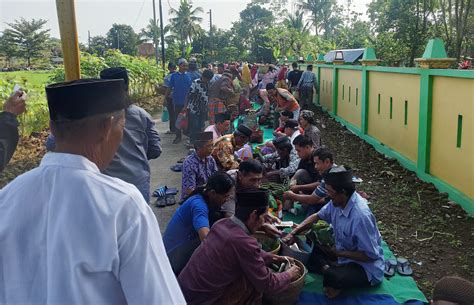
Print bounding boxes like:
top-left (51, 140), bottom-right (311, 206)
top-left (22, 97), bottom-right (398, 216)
top-left (149, 116), bottom-right (189, 232)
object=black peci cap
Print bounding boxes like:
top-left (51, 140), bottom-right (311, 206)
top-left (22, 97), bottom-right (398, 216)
top-left (100, 67), bottom-right (129, 90)
top-left (46, 79), bottom-right (127, 121)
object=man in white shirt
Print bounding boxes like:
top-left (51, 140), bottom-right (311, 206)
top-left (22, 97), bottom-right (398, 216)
top-left (0, 79), bottom-right (185, 305)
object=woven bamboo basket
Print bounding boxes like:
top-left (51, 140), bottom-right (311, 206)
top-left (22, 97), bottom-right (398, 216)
top-left (263, 259), bottom-right (307, 305)
top-left (252, 232), bottom-right (281, 254)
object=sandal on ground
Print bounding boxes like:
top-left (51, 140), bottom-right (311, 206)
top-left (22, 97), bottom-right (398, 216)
top-left (177, 157), bottom-right (186, 163)
top-left (170, 164), bottom-right (182, 172)
top-left (165, 187), bottom-right (179, 196)
top-left (153, 185), bottom-right (168, 198)
top-left (165, 194), bottom-right (177, 206)
top-left (384, 258), bottom-right (397, 277)
top-left (155, 196), bottom-right (167, 208)
top-left (396, 257), bottom-right (413, 276)
top-left (165, 130), bottom-right (175, 134)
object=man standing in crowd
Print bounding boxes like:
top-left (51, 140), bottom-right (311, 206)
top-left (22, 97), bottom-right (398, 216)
top-left (163, 62), bottom-right (177, 134)
top-left (44, 67), bottom-right (162, 203)
top-left (187, 58), bottom-right (202, 81)
top-left (297, 64), bottom-right (318, 109)
top-left (212, 124), bottom-right (252, 170)
top-left (0, 90), bottom-right (27, 173)
top-left (205, 112), bottom-right (231, 142)
top-left (210, 63), bottom-right (225, 84)
top-left (284, 166), bottom-right (384, 299)
top-left (181, 132), bottom-right (218, 199)
top-left (0, 79), bottom-right (185, 304)
top-left (208, 69), bottom-right (235, 124)
top-left (179, 189), bottom-right (302, 305)
top-left (287, 62), bottom-right (303, 95)
top-left (186, 69), bottom-right (214, 144)
top-left (167, 58), bottom-right (192, 144)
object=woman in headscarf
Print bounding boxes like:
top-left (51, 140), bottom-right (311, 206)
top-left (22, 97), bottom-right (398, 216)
top-left (299, 110), bottom-right (321, 148)
top-left (276, 65), bottom-right (288, 89)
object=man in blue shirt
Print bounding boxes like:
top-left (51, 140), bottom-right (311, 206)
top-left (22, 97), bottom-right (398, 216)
top-left (296, 64), bottom-right (319, 109)
top-left (186, 58), bottom-right (201, 81)
top-left (163, 172), bottom-right (235, 274)
top-left (168, 58), bottom-right (192, 144)
top-left (284, 166), bottom-right (384, 299)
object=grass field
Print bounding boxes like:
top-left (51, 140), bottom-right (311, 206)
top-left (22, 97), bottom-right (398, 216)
top-left (0, 70), bottom-right (52, 87)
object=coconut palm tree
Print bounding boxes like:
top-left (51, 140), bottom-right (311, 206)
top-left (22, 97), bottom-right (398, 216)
top-left (297, 0), bottom-right (335, 36)
top-left (284, 9), bottom-right (311, 34)
top-left (169, 0), bottom-right (204, 56)
top-left (283, 10), bottom-right (311, 55)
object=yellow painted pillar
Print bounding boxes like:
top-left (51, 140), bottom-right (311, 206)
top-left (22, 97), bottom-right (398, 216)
top-left (56, 0), bottom-right (81, 80)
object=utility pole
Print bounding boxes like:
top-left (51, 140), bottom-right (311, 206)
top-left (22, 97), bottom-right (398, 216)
top-left (208, 9), bottom-right (212, 62)
top-left (88, 30), bottom-right (91, 51)
top-left (117, 31), bottom-right (120, 50)
top-left (152, 0), bottom-right (160, 65)
top-left (158, 0), bottom-right (166, 74)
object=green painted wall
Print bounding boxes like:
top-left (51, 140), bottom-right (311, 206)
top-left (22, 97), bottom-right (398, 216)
top-left (315, 64), bottom-right (474, 215)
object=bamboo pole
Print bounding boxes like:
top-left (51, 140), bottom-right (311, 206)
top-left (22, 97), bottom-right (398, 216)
top-left (56, 0), bottom-right (81, 80)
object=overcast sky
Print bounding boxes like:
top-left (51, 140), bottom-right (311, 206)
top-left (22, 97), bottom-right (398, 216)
top-left (0, 0), bottom-right (372, 43)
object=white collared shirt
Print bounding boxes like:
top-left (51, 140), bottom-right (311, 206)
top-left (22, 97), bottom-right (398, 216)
top-left (0, 152), bottom-right (185, 305)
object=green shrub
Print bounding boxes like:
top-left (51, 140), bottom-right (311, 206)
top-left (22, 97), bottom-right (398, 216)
top-left (0, 78), bottom-right (49, 136)
top-left (49, 50), bottom-right (164, 100)
top-left (1, 50), bottom-right (164, 136)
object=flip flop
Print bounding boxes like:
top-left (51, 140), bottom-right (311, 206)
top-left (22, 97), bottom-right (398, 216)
top-left (384, 258), bottom-right (397, 277)
top-left (165, 187), bottom-right (179, 196)
top-left (155, 197), bottom-right (167, 208)
top-left (170, 164), bottom-right (182, 172)
top-left (165, 194), bottom-right (177, 206)
top-left (396, 257), bottom-right (413, 276)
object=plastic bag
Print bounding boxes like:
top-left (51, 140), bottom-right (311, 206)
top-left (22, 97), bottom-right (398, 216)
top-left (175, 111), bottom-right (188, 130)
top-left (161, 106), bottom-right (169, 122)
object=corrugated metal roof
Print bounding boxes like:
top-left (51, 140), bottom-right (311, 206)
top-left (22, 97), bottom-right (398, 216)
top-left (324, 49), bottom-right (365, 63)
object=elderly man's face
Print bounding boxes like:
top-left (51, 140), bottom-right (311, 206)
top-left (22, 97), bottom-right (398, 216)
top-left (325, 184), bottom-right (346, 207)
top-left (197, 140), bottom-right (214, 156)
